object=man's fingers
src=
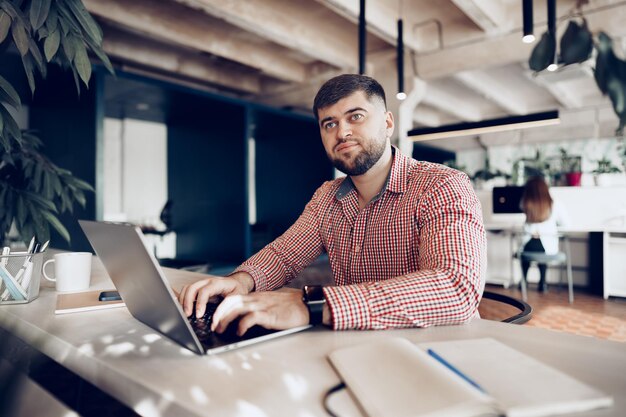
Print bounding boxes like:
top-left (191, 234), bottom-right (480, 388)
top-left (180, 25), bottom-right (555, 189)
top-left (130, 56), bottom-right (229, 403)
top-left (237, 311), bottom-right (272, 336)
top-left (211, 295), bottom-right (250, 333)
top-left (195, 282), bottom-right (220, 317)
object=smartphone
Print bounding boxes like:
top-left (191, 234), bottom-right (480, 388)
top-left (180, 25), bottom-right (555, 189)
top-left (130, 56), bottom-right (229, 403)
top-left (98, 290), bottom-right (122, 302)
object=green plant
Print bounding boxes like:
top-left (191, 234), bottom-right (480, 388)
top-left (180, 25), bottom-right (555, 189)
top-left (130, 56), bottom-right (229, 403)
top-left (0, 0), bottom-right (113, 245)
top-left (592, 157), bottom-right (622, 174)
top-left (559, 148), bottom-right (581, 173)
top-left (529, 0), bottom-right (626, 135)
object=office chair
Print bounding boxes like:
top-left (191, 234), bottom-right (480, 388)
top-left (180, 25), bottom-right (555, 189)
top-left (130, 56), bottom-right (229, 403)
top-left (515, 234), bottom-right (574, 304)
top-left (480, 291), bottom-right (533, 325)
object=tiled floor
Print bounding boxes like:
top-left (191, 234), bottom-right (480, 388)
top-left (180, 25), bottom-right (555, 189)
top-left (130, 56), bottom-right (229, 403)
top-left (482, 283), bottom-right (626, 343)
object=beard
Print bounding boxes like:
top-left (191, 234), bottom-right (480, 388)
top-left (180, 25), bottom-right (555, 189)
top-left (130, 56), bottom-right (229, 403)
top-left (330, 136), bottom-right (387, 176)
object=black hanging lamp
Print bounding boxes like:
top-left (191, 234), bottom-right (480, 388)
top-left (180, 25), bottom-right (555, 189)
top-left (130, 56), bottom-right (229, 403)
top-left (522, 0), bottom-right (535, 43)
top-left (359, 0), bottom-right (366, 74)
top-left (547, 0), bottom-right (558, 71)
top-left (396, 18), bottom-right (406, 100)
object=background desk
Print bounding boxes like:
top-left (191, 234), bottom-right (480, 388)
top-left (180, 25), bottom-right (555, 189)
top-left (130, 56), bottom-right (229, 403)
top-left (484, 223), bottom-right (626, 299)
top-left (0, 257), bottom-right (625, 416)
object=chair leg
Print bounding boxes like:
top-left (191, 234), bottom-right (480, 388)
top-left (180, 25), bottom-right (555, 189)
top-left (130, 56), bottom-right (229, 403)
top-left (564, 238), bottom-right (574, 304)
top-left (567, 259), bottom-right (574, 304)
top-left (520, 275), bottom-right (528, 302)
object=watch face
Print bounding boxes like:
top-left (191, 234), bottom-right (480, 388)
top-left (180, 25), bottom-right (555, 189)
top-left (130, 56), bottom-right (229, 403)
top-left (304, 285), bottom-right (325, 302)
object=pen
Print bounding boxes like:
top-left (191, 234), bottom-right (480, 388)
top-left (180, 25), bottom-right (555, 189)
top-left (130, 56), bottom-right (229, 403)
top-left (427, 348), bottom-right (486, 394)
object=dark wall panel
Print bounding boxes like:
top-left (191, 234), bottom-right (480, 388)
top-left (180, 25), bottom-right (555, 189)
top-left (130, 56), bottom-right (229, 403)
top-left (168, 92), bottom-right (247, 263)
top-left (254, 110), bottom-right (333, 248)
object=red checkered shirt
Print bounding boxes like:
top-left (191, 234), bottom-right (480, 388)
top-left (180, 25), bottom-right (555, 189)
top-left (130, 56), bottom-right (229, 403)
top-left (234, 147), bottom-right (486, 330)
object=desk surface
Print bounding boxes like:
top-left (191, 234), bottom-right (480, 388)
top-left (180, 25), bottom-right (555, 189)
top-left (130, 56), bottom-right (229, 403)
top-left (1, 257), bottom-right (625, 417)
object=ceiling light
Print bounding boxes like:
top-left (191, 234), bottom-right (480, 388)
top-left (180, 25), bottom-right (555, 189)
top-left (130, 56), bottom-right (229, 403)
top-left (407, 110), bottom-right (560, 142)
top-left (522, 34), bottom-right (536, 44)
top-left (547, 63), bottom-right (558, 71)
top-left (396, 92), bottom-right (407, 100)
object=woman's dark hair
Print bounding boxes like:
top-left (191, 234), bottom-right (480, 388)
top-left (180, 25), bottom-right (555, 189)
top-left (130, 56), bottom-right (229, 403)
top-left (313, 74), bottom-right (386, 119)
top-left (521, 176), bottom-right (553, 223)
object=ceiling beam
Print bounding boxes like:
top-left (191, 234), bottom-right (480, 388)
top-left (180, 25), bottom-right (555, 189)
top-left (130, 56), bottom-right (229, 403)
top-left (102, 27), bottom-right (261, 94)
top-left (454, 71), bottom-right (529, 114)
top-left (451, 0), bottom-right (511, 34)
top-left (413, 106), bottom-right (457, 127)
top-left (422, 85), bottom-right (484, 121)
top-left (83, 0), bottom-right (307, 83)
top-left (172, 0), bottom-right (357, 70)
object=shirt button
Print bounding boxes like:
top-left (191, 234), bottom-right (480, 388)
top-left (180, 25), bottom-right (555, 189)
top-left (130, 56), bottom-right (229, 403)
top-left (354, 244), bottom-right (361, 253)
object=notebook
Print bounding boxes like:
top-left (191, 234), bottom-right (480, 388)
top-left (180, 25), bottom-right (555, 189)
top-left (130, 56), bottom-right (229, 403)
top-left (79, 220), bottom-right (310, 355)
top-left (55, 289), bottom-right (125, 315)
top-left (327, 337), bottom-right (613, 417)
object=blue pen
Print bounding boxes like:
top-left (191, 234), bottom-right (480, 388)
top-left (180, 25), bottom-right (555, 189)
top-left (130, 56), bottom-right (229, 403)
top-left (427, 348), bottom-right (486, 394)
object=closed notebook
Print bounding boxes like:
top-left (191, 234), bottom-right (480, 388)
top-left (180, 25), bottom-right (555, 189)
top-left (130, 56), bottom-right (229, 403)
top-left (328, 337), bottom-right (613, 417)
top-left (55, 289), bottom-right (125, 315)
top-left (328, 337), bottom-right (499, 417)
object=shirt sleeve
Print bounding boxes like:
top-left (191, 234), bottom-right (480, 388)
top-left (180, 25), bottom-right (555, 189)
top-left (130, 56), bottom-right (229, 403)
top-left (323, 172), bottom-right (486, 330)
top-left (231, 185), bottom-right (327, 292)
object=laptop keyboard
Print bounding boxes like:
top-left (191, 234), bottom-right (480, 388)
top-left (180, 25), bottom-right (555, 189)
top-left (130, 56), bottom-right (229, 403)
top-left (188, 303), bottom-right (218, 340)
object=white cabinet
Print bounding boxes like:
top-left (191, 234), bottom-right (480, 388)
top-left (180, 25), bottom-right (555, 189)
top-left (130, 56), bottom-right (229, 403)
top-left (604, 234), bottom-right (626, 299)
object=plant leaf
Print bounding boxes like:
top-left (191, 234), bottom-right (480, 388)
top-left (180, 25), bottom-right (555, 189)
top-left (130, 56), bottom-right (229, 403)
top-left (29, 37), bottom-right (47, 78)
top-left (44, 28), bottom-right (60, 61)
top-left (70, 177), bottom-right (94, 191)
top-left (0, 108), bottom-right (4, 136)
top-left (0, 11), bottom-right (11, 44)
top-left (0, 105), bottom-right (22, 145)
top-left (73, 40), bottom-right (91, 86)
top-left (30, 0), bottom-right (52, 30)
top-left (0, 74), bottom-right (21, 108)
top-left (42, 170), bottom-right (53, 198)
top-left (45, 4), bottom-right (58, 32)
top-left (84, 35), bottom-right (114, 75)
top-left (11, 19), bottom-right (29, 56)
top-left (42, 210), bottom-right (70, 243)
top-left (21, 54), bottom-right (36, 95)
top-left (63, 0), bottom-right (102, 44)
top-left (61, 32), bottom-right (76, 61)
top-left (16, 194), bottom-right (26, 228)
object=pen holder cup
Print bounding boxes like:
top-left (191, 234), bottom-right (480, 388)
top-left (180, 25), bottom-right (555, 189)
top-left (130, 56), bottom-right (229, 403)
top-left (0, 251), bottom-right (45, 305)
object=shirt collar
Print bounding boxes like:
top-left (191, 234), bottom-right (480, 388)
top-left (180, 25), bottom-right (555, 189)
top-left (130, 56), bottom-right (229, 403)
top-left (335, 146), bottom-right (408, 201)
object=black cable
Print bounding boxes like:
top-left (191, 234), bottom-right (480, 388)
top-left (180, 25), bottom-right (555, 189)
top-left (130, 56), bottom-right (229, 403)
top-left (323, 382), bottom-right (347, 417)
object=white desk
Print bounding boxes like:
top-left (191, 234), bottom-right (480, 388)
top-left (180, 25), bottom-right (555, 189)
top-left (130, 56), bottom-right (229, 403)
top-left (484, 223), bottom-right (626, 298)
top-left (1, 257), bottom-right (625, 416)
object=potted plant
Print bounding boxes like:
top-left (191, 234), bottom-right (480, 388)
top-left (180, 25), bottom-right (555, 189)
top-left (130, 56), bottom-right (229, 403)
top-left (559, 148), bottom-right (582, 187)
top-left (0, 0), bottom-right (113, 246)
top-left (593, 157), bottom-right (622, 187)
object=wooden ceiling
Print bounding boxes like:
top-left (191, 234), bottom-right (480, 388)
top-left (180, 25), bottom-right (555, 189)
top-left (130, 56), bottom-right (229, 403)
top-left (85, 0), bottom-right (626, 151)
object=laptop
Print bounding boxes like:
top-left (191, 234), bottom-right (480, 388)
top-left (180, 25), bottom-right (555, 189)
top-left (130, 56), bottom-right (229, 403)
top-left (79, 220), bottom-right (310, 355)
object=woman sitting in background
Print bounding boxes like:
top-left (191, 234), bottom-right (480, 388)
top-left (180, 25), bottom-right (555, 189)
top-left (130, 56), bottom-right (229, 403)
top-left (520, 177), bottom-right (571, 292)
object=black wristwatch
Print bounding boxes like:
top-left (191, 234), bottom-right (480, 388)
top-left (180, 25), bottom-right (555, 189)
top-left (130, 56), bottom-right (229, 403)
top-left (302, 285), bottom-right (326, 325)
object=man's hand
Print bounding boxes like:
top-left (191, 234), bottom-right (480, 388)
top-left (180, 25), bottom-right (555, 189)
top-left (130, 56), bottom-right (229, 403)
top-left (178, 272), bottom-right (255, 317)
top-left (211, 289), bottom-right (309, 336)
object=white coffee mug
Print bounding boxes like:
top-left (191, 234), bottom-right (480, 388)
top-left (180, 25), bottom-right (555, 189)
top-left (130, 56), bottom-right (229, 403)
top-left (43, 252), bottom-right (93, 292)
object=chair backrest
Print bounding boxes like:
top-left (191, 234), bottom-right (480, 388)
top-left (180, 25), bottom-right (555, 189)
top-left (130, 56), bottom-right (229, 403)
top-left (480, 291), bottom-right (533, 324)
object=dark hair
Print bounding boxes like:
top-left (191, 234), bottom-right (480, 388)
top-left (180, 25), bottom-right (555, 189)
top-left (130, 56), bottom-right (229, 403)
top-left (312, 74), bottom-right (387, 119)
top-left (521, 176), bottom-right (553, 223)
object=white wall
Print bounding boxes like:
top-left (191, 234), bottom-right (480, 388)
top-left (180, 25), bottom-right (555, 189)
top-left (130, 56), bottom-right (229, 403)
top-left (103, 118), bottom-right (168, 225)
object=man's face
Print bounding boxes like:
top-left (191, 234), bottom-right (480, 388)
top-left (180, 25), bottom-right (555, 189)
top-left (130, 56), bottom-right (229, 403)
top-left (317, 91), bottom-right (394, 176)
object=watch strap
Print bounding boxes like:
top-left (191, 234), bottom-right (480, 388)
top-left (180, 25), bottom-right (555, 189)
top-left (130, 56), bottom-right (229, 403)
top-left (302, 285), bottom-right (326, 325)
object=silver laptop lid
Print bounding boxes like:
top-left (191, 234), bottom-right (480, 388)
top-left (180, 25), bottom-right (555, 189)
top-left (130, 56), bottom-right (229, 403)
top-left (79, 220), bottom-right (205, 355)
